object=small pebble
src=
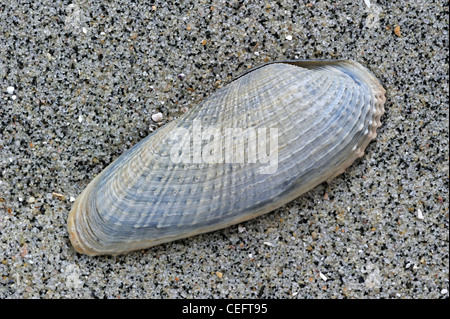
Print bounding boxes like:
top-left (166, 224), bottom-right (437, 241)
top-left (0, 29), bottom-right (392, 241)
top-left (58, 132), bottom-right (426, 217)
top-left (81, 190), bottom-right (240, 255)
top-left (70, 196), bottom-right (76, 202)
top-left (285, 35), bottom-right (293, 41)
top-left (319, 272), bottom-right (328, 281)
top-left (11, 95), bottom-right (17, 100)
top-left (78, 115), bottom-right (83, 123)
top-left (6, 86), bottom-right (14, 94)
top-left (216, 271), bottom-right (223, 279)
top-left (21, 244), bottom-right (28, 258)
top-left (152, 112), bottom-right (163, 122)
top-left (441, 289), bottom-right (448, 295)
top-left (27, 196), bottom-right (35, 204)
top-left (65, 264), bottom-right (83, 289)
top-left (238, 225), bottom-right (246, 233)
top-left (177, 73), bottom-right (185, 79)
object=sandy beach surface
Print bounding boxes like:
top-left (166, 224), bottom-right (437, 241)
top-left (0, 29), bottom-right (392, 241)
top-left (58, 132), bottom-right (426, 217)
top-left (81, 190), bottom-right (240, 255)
top-left (0, 0), bottom-right (448, 298)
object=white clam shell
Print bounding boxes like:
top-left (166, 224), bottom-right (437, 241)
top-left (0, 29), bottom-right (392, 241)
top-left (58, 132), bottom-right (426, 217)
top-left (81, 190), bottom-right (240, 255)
top-left (68, 60), bottom-right (386, 255)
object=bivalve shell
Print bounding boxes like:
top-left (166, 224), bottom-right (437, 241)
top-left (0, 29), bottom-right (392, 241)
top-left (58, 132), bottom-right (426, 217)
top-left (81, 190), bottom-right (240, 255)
top-left (68, 60), bottom-right (386, 255)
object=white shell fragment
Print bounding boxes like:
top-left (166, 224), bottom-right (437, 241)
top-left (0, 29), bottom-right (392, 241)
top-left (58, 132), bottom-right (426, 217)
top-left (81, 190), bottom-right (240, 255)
top-left (68, 60), bottom-right (386, 255)
top-left (6, 86), bottom-right (15, 94)
top-left (151, 112), bottom-right (163, 122)
top-left (417, 208), bottom-right (424, 219)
